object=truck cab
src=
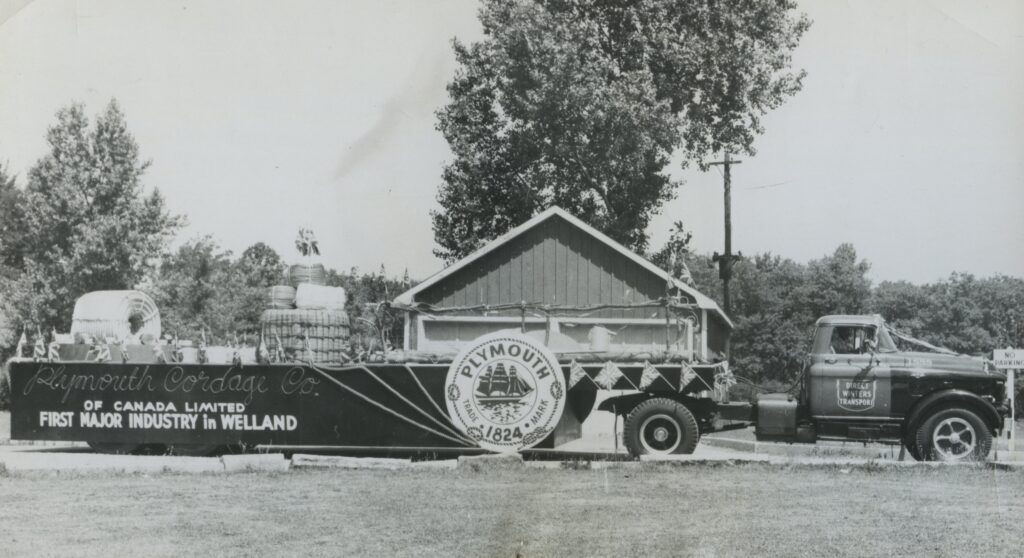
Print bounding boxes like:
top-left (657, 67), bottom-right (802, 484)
top-left (757, 315), bottom-right (1009, 461)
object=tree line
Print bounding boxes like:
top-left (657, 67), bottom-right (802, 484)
top-left (680, 245), bottom-right (1024, 389)
top-left (0, 101), bottom-right (408, 359)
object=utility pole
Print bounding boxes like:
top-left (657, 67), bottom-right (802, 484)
top-left (708, 153), bottom-right (742, 358)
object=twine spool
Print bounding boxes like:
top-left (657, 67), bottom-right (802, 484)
top-left (266, 285), bottom-right (297, 309)
top-left (287, 263), bottom-right (326, 287)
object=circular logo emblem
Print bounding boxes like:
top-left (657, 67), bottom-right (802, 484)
top-left (445, 332), bottom-right (566, 453)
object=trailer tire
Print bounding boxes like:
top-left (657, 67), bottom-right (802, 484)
top-left (623, 398), bottom-right (700, 457)
top-left (914, 406), bottom-right (991, 462)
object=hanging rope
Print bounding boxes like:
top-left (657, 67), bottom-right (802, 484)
top-left (305, 362), bottom-right (473, 447)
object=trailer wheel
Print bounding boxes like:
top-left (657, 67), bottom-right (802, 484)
top-left (623, 398), bottom-right (700, 457)
top-left (914, 407), bottom-right (992, 462)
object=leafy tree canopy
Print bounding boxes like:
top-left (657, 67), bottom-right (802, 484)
top-left (1, 100), bottom-right (181, 330)
top-left (433, 0), bottom-right (810, 261)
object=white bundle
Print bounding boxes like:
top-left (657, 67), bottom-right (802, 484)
top-left (295, 284), bottom-right (347, 311)
top-left (71, 290), bottom-right (161, 341)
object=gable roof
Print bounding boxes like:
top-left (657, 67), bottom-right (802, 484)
top-left (394, 206), bottom-right (733, 328)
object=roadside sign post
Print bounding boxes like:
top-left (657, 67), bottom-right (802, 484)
top-left (993, 349), bottom-right (1021, 452)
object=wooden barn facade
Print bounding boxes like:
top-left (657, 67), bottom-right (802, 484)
top-left (393, 207), bottom-right (732, 362)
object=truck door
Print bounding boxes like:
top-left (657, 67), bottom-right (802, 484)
top-left (807, 325), bottom-right (892, 419)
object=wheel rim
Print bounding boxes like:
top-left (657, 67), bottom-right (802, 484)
top-left (639, 413), bottom-right (682, 454)
top-left (932, 417), bottom-right (976, 460)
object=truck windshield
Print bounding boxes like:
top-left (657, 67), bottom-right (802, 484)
top-left (827, 325), bottom-right (896, 354)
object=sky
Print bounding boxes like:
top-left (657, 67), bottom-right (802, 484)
top-left (0, 0), bottom-right (1021, 285)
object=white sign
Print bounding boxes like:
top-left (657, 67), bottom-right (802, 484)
top-left (993, 349), bottom-right (1024, 369)
top-left (445, 332), bottom-right (566, 453)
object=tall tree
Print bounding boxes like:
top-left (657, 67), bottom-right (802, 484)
top-left (0, 163), bottom-right (26, 275)
top-left (432, 0), bottom-right (810, 261)
top-left (1, 101), bottom-right (181, 329)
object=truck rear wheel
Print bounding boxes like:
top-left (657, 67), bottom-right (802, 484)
top-left (623, 398), bottom-right (700, 457)
top-left (914, 407), bottom-right (992, 462)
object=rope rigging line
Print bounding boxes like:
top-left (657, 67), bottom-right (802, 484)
top-left (305, 362), bottom-right (473, 447)
top-left (402, 364), bottom-right (470, 438)
top-left (311, 361), bottom-right (474, 444)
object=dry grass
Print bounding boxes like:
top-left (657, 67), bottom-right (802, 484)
top-left (0, 463), bottom-right (1021, 557)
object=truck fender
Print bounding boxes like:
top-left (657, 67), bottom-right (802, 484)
top-left (597, 393), bottom-right (712, 420)
top-left (904, 389), bottom-right (1002, 435)
top-left (597, 393), bottom-right (652, 416)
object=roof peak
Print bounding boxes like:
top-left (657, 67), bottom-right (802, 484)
top-left (394, 206), bottom-right (732, 328)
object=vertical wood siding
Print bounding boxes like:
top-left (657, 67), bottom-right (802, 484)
top-left (418, 215), bottom-right (667, 319)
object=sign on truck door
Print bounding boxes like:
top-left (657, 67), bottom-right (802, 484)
top-left (808, 324), bottom-right (892, 418)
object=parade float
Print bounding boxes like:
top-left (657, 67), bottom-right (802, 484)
top-left (6, 208), bottom-right (1008, 461)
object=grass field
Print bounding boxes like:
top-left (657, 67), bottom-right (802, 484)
top-left (1, 463), bottom-right (1021, 557)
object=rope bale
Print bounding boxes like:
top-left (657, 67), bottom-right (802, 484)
top-left (266, 285), bottom-right (297, 309)
top-left (295, 284), bottom-right (347, 311)
top-left (260, 308), bottom-right (350, 363)
top-left (71, 290), bottom-right (161, 342)
top-left (287, 263), bottom-right (326, 287)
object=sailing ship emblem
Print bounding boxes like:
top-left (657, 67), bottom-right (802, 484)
top-left (445, 333), bottom-right (567, 453)
top-left (475, 363), bottom-right (533, 404)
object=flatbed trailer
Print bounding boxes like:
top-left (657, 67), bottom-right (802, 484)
top-left (6, 314), bottom-right (1010, 461)
top-left (5, 356), bottom-right (723, 456)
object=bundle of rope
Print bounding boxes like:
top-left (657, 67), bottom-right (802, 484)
top-left (260, 308), bottom-right (350, 363)
top-left (287, 263), bottom-right (326, 287)
top-left (70, 290), bottom-right (161, 342)
top-left (266, 285), bottom-right (297, 309)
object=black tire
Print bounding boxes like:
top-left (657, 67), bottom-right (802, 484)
top-left (914, 407), bottom-right (992, 462)
top-left (623, 397), bottom-right (700, 457)
top-left (903, 434), bottom-right (923, 461)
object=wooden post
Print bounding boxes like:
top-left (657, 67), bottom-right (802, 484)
top-left (1009, 368), bottom-right (1016, 453)
top-left (664, 302), bottom-right (671, 353)
top-left (520, 302), bottom-right (527, 334)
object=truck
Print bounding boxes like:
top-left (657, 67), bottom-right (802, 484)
top-left (5, 314), bottom-right (1009, 462)
top-left (602, 314), bottom-right (1009, 461)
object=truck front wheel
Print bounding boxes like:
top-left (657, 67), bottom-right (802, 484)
top-left (623, 398), bottom-right (700, 457)
top-left (914, 407), bottom-right (992, 462)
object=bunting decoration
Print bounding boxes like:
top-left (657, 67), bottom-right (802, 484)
top-left (256, 330), bottom-right (270, 364)
top-left (33, 328), bottom-right (45, 361)
top-left (714, 362), bottom-right (737, 400)
top-left (231, 334), bottom-right (243, 367)
top-left (15, 329), bottom-right (27, 358)
top-left (152, 338), bottom-right (167, 364)
top-left (274, 335), bottom-right (285, 363)
top-left (593, 361), bottom-right (624, 390)
top-left (93, 339), bottom-right (110, 362)
top-left (197, 328), bottom-right (208, 364)
top-left (47, 328), bottom-right (60, 361)
top-left (638, 361), bottom-right (664, 390)
top-left (679, 362), bottom-right (698, 392)
top-left (120, 336), bottom-right (130, 364)
top-left (568, 359), bottom-right (589, 389)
